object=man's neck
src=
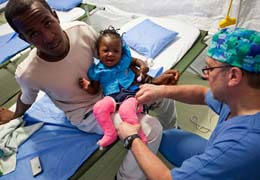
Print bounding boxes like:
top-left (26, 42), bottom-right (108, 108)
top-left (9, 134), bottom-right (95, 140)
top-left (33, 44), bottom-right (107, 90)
top-left (227, 90), bottom-right (260, 119)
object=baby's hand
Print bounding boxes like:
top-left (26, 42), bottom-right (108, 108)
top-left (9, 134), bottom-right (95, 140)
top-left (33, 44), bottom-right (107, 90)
top-left (79, 77), bottom-right (90, 90)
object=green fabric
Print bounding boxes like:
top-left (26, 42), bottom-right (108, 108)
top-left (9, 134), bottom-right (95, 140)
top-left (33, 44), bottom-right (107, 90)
top-left (174, 30), bottom-right (207, 75)
top-left (207, 28), bottom-right (260, 73)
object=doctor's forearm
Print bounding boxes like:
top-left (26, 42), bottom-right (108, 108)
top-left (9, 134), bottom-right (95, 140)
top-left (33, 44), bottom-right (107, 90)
top-left (131, 138), bottom-right (172, 180)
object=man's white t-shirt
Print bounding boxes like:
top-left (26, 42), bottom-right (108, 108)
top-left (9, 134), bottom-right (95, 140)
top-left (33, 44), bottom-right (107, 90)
top-left (15, 21), bottom-right (103, 125)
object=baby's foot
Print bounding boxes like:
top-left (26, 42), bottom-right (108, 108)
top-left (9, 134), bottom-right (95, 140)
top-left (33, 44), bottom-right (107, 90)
top-left (97, 133), bottom-right (117, 149)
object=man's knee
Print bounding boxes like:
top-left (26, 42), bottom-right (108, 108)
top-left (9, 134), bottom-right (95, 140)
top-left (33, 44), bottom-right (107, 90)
top-left (138, 114), bottom-right (162, 142)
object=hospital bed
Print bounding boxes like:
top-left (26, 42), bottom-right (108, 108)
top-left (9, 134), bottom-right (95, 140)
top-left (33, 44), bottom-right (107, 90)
top-left (0, 15), bottom-right (207, 180)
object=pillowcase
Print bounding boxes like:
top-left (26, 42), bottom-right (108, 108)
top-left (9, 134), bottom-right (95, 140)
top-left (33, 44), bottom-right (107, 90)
top-left (47, 0), bottom-right (82, 11)
top-left (122, 19), bottom-right (178, 59)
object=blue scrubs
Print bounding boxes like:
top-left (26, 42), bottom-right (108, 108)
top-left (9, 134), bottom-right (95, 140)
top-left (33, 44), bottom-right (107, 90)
top-left (160, 91), bottom-right (260, 179)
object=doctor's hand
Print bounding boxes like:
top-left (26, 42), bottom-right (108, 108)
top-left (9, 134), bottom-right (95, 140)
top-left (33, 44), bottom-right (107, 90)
top-left (117, 122), bottom-right (141, 140)
top-left (136, 84), bottom-right (166, 104)
top-left (0, 107), bottom-right (14, 125)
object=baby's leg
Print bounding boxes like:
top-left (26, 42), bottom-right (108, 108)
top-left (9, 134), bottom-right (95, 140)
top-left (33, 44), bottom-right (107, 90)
top-left (93, 96), bottom-right (117, 149)
top-left (118, 97), bottom-right (147, 143)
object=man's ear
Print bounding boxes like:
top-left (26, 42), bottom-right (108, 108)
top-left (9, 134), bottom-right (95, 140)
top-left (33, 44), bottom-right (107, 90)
top-left (52, 10), bottom-right (60, 23)
top-left (227, 67), bottom-right (243, 87)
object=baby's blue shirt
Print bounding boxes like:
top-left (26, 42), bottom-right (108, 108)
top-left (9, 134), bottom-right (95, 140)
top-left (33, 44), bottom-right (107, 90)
top-left (88, 45), bottom-right (135, 96)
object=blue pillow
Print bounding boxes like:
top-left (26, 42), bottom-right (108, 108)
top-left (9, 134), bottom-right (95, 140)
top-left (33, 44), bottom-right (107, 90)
top-left (47, 0), bottom-right (82, 11)
top-left (123, 19), bottom-right (178, 59)
top-left (0, 0), bottom-right (8, 4)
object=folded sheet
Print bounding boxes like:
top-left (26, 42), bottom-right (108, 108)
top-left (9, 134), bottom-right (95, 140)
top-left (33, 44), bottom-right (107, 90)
top-left (1, 95), bottom-right (101, 180)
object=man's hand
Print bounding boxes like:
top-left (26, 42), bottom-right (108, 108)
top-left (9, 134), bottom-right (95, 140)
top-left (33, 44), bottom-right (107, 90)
top-left (152, 69), bottom-right (179, 85)
top-left (136, 84), bottom-right (166, 104)
top-left (139, 64), bottom-right (149, 75)
top-left (117, 122), bottom-right (141, 140)
top-left (0, 107), bottom-right (14, 125)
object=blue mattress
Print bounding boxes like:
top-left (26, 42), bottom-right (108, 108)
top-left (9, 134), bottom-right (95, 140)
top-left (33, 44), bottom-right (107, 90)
top-left (1, 95), bottom-right (101, 180)
top-left (47, 0), bottom-right (82, 11)
top-left (0, 32), bottom-right (30, 65)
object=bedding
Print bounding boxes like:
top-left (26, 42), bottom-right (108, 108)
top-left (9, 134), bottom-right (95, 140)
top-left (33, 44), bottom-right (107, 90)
top-left (120, 17), bottom-right (200, 71)
top-left (47, 0), bottom-right (83, 11)
top-left (122, 19), bottom-right (178, 59)
top-left (1, 95), bottom-right (101, 180)
top-left (0, 32), bottom-right (30, 64)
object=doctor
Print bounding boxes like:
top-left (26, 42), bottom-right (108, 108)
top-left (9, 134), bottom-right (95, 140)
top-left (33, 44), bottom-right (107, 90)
top-left (118, 27), bottom-right (260, 180)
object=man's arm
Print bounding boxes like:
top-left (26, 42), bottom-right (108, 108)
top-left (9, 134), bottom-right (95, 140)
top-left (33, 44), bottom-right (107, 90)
top-left (151, 69), bottom-right (179, 85)
top-left (0, 92), bottom-right (32, 124)
top-left (131, 57), bottom-right (149, 75)
top-left (117, 122), bottom-right (172, 180)
top-left (136, 84), bottom-right (209, 105)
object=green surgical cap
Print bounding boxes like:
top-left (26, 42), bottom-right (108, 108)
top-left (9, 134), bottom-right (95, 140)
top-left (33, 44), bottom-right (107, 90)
top-left (207, 28), bottom-right (260, 73)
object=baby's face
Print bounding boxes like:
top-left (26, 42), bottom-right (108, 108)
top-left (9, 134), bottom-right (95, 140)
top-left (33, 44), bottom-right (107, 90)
top-left (98, 36), bottom-right (122, 67)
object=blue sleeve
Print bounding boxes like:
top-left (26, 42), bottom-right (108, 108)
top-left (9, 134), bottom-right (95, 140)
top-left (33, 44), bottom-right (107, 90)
top-left (205, 91), bottom-right (223, 115)
top-left (171, 126), bottom-right (258, 180)
top-left (87, 63), bottom-right (99, 81)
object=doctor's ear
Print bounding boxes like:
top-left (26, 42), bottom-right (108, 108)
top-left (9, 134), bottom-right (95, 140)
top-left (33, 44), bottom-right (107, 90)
top-left (227, 67), bottom-right (243, 87)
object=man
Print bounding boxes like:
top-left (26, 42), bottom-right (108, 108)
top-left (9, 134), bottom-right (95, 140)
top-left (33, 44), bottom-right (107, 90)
top-left (0, 0), bottom-right (179, 179)
top-left (118, 28), bottom-right (260, 179)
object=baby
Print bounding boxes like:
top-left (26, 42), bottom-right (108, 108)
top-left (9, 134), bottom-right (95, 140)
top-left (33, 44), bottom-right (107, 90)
top-left (79, 27), bottom-right (149, 149)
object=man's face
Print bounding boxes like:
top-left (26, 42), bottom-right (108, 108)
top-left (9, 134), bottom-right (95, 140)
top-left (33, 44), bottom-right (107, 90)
top-left (13, 2), bottom-right (69, 61)
top-left (204, 57), bottom-right (230, 101)
top-left (98, 36), bottom-right (122, 67)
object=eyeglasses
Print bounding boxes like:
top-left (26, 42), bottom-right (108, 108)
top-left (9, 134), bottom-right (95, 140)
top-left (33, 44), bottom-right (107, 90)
top-left (201, 65), bottom-right (231, 75)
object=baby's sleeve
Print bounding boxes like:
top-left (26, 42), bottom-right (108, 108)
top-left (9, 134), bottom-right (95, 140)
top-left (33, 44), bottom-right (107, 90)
top-left (87, 63), bottom-right (100, 81)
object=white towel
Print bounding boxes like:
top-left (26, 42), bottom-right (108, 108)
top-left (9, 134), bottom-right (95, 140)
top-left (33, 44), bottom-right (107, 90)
top-left (0, 118), bottom-right (43, 175)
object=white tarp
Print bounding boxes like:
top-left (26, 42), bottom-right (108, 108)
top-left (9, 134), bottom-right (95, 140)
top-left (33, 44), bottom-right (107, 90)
top-left (84, 0), bottom-right (260, 34)
top-left (83, 0), bottom-right (260, 75)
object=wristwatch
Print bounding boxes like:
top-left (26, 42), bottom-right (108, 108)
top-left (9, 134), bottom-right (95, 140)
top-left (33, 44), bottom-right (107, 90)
top-left (123, 134), bottom-right (140, 150)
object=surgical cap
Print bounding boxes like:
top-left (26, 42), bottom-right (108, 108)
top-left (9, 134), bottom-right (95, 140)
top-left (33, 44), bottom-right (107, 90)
top-left (207, 28), bottom-right (260, 73)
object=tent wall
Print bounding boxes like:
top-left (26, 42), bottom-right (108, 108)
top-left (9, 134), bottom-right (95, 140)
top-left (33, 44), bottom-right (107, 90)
top-left (84, 0), bottom-right (260, 33)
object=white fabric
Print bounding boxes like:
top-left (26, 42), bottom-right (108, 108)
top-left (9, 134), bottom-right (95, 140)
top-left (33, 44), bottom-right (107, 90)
top-left (119, 16), bottom-right (200, 72)
top-left (0, 7), bottom-right (85, 36)
top-left (15, 21), bottom-right (103, 125)
top-left (84, 0), bottom-right (260, 33)
top-left (56, 7), bottom-right (85, 23)
top-left (0, 118), bottom-right (43, 175)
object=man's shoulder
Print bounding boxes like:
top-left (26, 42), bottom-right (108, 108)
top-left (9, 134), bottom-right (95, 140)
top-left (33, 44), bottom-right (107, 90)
top-left (61, 21), bottom-right (89, 31)
top-left (15, 49), bottom-right (38, 77)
